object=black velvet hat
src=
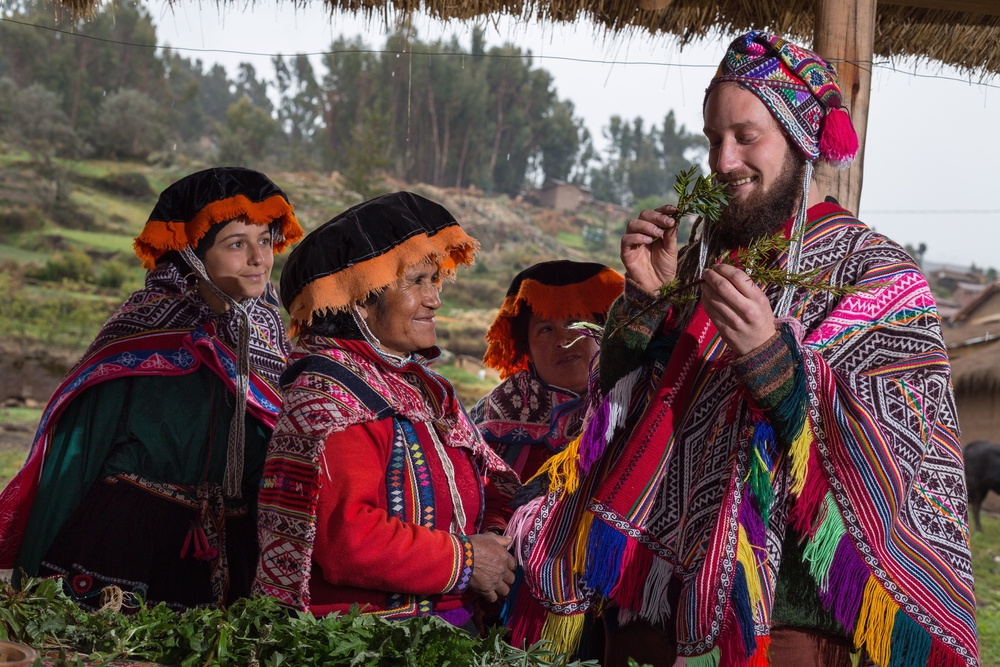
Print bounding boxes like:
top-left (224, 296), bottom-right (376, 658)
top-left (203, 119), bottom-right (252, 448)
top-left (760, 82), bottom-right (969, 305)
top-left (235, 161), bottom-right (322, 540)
top-left (280, 191), bottom-right (478, 336)
top-left (134, 167), bottom-right (303, 269)
top-left (483, 260), bottom-right (624, 378)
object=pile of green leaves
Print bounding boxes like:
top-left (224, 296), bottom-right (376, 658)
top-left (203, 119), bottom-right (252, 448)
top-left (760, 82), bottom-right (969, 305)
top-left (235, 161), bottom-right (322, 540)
top-left (0, 577), bottom-right (598, 667)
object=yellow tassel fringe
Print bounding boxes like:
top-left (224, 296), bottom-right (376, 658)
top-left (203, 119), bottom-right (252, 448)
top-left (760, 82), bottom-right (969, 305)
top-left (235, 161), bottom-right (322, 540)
top-left (533, 434), bottom-right (583, 496)
top-left (788, 416), bottom-right (814, 495)
top-left (853, 577), bottom-right (897, 667)
top-left (736, 525), bottom-right (764, 610)
top-left (572, 510), bottom-right (594, 575)
top-left (540, 611), bottom-right (586, 656)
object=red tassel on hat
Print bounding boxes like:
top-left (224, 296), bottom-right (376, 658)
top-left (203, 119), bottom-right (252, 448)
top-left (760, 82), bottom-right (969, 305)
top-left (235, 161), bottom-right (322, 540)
top-left (819, 107), bottom-right (858, 169)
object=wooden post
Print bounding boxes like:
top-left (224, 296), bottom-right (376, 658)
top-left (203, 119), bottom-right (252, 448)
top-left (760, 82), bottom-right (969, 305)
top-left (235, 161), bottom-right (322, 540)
top-left (812, 0), bottom-right (877, 215)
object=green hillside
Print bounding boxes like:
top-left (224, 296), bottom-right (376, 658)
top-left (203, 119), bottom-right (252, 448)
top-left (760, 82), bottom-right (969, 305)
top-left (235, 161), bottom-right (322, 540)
top-left (0, 153), bottom-right (626, 405)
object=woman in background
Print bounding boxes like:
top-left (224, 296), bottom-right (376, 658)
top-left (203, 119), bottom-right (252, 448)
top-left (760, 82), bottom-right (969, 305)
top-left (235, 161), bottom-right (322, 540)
top-left (471, 260), bottom-right (624, 483)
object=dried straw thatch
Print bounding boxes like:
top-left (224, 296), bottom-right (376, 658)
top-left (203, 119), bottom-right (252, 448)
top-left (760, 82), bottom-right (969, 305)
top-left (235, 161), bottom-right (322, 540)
top-left (950, 339), bottom-right (1000, 395)
top-left (71, 0), bottom-right (994, 77)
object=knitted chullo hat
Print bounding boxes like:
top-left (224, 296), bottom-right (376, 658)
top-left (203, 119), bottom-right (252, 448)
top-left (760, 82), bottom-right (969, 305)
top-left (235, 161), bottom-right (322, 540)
top-left (280, 191), bottom-right (479, 338)
top-left (706, 31), bottom-right (859, 168)
top-left (134, 167), bottom-right (304, 270)
top-left (483, 260), bottom-right (624, 379)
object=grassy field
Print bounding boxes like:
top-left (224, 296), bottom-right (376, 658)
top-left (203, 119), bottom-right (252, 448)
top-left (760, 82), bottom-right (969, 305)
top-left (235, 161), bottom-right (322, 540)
top-left (973, 514), bottom-right (1000, 665)
top-left (0, 406), bottom-right (42, 488)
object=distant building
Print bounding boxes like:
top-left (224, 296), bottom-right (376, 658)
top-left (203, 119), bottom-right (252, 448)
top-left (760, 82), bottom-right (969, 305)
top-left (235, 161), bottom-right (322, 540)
top-left (944, 280), bottom-right (1000, 445)
top-left (931, 267), bottom-right (984, 293)
top-left (953, 281), bottom-right (988, 308)
top-left (538, 178), bottom-right (591, 211)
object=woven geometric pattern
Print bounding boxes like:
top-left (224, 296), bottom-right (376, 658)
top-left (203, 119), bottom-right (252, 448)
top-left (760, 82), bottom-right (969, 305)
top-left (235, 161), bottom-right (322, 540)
top-left (515, 204), bottom-right (977, 666)
top-left (711, 30), bottom-right (843, 161)
top-left (0, 262), bottom-right (287, 569)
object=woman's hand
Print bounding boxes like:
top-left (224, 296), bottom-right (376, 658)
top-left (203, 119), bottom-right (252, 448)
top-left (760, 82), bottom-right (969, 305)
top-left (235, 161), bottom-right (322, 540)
top-left (621, 206), bottom-right (680, 295)
top-left (701, 264), bottom-right (776, 357)
top-left (467, 533), bottom-right (517, 603)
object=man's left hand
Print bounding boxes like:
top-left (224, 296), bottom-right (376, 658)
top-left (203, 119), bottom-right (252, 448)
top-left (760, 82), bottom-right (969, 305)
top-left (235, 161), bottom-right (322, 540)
top-left (701, 264), bottom-right (776, 357)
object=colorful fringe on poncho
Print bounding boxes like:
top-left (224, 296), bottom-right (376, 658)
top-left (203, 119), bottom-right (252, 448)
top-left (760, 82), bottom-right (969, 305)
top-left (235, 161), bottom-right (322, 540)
top-left (504, 202), bottom-right (977, 666)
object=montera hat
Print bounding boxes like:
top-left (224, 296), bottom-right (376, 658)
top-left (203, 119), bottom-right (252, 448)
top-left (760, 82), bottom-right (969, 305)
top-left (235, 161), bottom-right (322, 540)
top-left (134, 167), bottom-right (303, 269)
top-left (483, 260), bottom-right (624, 379)
top-left (280, 191), bottom-right (478, 337)
top-left (707, 31), bottom-right (859, 168)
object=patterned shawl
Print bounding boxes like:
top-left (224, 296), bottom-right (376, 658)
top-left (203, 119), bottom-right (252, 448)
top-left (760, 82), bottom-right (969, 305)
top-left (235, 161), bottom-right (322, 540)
top-left (253, 335), bottom-right (518, 611)
top-left (0, 263), bottom-right (289, 568)
top-left (507, 204), bottom-right (976, 666)
top-left (471, 369), bottom-right (586, 456)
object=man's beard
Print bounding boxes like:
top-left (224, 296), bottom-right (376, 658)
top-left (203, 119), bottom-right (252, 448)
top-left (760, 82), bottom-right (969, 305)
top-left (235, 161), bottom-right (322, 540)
top-left (712, 150), bottom-right (806, 251)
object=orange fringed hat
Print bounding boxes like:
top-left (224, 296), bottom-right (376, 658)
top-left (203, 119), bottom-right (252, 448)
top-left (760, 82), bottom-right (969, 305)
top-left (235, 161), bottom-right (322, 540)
top-left (483, 260), bottom-right (624, 379)
top-left (279, 191), bottom-right (479, 338)
top-left (134, 167), bottom-right (304, 270)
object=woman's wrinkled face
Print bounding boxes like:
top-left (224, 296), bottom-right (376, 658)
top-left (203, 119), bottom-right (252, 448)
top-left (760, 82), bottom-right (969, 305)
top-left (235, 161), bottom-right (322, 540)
top-left (527, 314), bottom-right (600, 394)
top-left (200, 217), bottom-right (274, 302)
top-left (360, 262), bottom-right (442, 356)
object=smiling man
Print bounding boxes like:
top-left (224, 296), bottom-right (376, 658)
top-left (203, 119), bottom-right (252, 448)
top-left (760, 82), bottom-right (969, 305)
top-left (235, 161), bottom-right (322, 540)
top-left (505, 32), bottom-right (977, 667)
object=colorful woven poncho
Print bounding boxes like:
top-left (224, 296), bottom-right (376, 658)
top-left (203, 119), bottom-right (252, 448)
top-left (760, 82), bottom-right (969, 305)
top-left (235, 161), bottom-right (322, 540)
top-left (252, 336), bottom-right (520, 613)
top-left (0, 262), bottom-right (290, 571)
top-left (505, 203), bottom-right (977, 666)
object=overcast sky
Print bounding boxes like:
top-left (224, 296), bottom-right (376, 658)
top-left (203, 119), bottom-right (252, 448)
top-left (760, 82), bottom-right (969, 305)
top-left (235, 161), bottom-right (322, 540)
top-left (146, 1), bottom-right (1000, 269)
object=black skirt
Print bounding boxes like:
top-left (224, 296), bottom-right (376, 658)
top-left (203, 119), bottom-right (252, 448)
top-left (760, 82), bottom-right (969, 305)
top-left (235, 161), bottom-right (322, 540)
top-left (39, 476), bottom-right (258, 611)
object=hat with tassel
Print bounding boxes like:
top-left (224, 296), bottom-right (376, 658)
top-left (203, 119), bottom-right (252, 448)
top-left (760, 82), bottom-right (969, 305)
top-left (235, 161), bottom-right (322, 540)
top-left (706, 31), bottom-right (859, 169)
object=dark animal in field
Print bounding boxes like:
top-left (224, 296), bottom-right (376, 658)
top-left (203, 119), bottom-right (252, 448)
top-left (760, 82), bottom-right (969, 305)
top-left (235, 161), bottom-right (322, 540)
top-left (964, 440), bottom-right (1000, 532)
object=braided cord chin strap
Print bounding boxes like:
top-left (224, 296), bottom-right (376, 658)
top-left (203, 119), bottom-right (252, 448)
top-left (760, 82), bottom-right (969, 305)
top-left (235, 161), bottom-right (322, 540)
top-left (696, 217), bottom-right (710, 280)
top-left (180, 247), bottom-right (250, 499)
top-left (698, 159), bottom-right (814, 319)
top-left (775, 160), bottom-right (814, 318)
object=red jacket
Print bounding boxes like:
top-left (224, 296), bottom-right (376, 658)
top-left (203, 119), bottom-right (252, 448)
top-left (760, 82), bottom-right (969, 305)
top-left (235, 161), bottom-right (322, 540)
top-left (309, 418), bottom-right (508, 617)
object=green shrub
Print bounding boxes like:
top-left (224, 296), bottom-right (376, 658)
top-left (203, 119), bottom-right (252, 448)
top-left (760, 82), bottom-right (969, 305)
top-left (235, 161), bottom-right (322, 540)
top-left (0, 206), bottom-right (46, 233)
top-left (99, 171), bottom-right (155, 198)
top-left (28, 250), bottom-right (94, 283)
top-left (48, 200), bottom-right (95, 230)
top-left (96, 259), bottom-right (129, 288)
top-left (0, 270), bottom-right (116, 347)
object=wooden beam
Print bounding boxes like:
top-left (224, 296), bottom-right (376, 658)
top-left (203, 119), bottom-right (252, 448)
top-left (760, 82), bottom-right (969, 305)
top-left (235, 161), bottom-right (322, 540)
top-left (878, 0), bottom-right (1000, 17)
top-left (813, 0), bottom-right (877, 215)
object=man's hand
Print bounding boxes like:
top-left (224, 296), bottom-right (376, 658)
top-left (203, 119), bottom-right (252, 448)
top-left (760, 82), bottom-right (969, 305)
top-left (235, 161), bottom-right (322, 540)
top-left (621, 206), bottom-right (680, 295)
top-left (701, 264), bottom-right (776, 357)
top-left (467, 533), bottom-right (516, 603)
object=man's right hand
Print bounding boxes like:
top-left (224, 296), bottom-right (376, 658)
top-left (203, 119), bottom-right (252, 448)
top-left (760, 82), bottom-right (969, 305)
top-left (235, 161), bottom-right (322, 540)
top-left (620, 206), bottom-right (680, 295)
top-left (467, 533), bottom-right (517, 603)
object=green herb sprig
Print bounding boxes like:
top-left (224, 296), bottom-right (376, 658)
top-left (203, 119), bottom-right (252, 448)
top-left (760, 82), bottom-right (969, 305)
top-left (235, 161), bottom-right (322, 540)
top-left (608, 169), bottom-right (870, 341)
top-left (672, 165), bottom-right (730, 224)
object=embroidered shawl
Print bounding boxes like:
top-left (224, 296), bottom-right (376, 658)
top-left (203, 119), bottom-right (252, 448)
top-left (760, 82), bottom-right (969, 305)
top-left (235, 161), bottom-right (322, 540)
top-left (0, 263), bottom-right (288, 568)
top-left (253, 335), bottom-right (518, 611)
top-left (507, 204), bottom-right (977, 666)
top-left (471, 370), bottom-right (586, 457)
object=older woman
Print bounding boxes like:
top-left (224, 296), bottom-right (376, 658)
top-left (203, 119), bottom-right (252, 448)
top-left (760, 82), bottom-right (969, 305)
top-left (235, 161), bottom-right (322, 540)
top-left (254, 191), bottom-right (519, 630)
top-left (0, 167), bottom-right (303, 609)
top-left (472, 261), bottom-right (624, 482)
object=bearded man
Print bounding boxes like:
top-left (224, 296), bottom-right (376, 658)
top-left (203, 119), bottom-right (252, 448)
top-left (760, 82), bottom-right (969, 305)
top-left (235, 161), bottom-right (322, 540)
top-left (503, 32), bottom-right (977, 667)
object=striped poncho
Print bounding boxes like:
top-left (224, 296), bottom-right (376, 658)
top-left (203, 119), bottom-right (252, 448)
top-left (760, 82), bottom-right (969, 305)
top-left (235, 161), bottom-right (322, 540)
top-left (505, 202), bottom-right (977, 666)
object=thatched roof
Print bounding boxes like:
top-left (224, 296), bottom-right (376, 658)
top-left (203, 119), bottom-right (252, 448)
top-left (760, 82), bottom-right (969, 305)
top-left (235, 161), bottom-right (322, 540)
top-left (950, 339), bottom-right (1000, 395)
top-left (104, 1), bottom-right (1000, 76)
